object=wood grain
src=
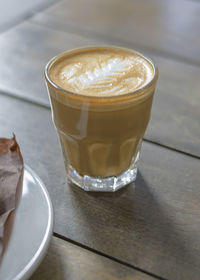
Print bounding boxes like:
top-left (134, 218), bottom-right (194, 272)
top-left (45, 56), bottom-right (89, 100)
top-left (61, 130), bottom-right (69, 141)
top-left (146, 55), bottom-right (200, 157)
top-left (0, 0), bottom-right (57, 33)
top-left (0, 22), bottom-right (199, 156)
top-left (0, 22), bottom-right (106, 106)
top-left (0, 94), bottom-right (200, 280)
top-left (30, 236), bottom-right (155, 280)
top-left (31, 0), bottom-right (200, 65)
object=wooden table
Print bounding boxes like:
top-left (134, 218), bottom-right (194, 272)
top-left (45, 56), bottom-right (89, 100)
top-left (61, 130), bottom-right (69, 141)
top-left (0, 0), bottom-right (200, 279)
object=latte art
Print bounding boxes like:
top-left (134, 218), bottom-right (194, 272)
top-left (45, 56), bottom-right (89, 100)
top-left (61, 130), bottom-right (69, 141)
top-left (46, 46), bottom-right (158, 189)
top-left (50, 48), bottom-right (154, 96)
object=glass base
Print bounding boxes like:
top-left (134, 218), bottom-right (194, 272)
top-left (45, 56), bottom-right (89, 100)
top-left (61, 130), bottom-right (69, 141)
top-left (66, 149), bottom-right (140, 192)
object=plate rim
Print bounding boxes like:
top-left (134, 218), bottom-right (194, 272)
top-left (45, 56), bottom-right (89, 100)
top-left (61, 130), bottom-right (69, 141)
top-left (13, 165), bottom-right (54, 280)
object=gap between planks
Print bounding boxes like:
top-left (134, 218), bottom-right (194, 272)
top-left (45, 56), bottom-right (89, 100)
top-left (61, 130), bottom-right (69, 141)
top-left (0, 0), bottom-right (61, 35)
top-left (30, 19), bottom-right (200, 69)
top-left (53, 232), bottom-right (168, 280)
top-left (0, 89), bottom-right (200, 161)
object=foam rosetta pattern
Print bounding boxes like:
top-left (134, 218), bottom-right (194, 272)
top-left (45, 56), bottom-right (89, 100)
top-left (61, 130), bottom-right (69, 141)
top-left (51, 50), bottom-right (153, 96)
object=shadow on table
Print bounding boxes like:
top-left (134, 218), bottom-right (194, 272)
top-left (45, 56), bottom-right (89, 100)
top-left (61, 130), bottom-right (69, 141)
top-left (68, 171), bottom-right (199, 275)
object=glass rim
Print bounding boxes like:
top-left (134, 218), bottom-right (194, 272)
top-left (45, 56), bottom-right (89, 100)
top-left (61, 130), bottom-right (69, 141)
top-left (45, 45), bottom-right (158, 100)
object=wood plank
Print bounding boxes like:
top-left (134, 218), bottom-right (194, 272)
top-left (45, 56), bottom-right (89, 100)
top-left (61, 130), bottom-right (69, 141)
top-left (146, 55), bottom-right (200, 157)
top-left (0, 22), bottom-right (106, 106)
top-left (31, 0), bottom-right (200, 65)
top-left (30, 236), bottom-right (155, 280)
top-left (0, 94), bottom-right (200, 280)
top-left (0, 22), bottom-right (199, 156)
top-left (0, 0), bottom-right (57, 33)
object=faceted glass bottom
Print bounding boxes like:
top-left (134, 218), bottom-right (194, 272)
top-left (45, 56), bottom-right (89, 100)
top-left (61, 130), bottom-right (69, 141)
top-left (66, 149), bottom-right (140, 192)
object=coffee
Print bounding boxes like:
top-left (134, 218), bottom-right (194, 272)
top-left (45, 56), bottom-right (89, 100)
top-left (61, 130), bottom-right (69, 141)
top-left (45, 46), bottom-right (158, 191)
top-left (50, 48), bottom-right (153, 96)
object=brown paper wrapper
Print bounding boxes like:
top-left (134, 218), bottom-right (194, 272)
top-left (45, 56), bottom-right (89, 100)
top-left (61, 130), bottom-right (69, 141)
top-left (0, 135), bottom-right (24, 257)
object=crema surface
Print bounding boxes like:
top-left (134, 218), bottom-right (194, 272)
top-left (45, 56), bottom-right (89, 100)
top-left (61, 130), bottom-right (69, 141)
top-left (50, 48), bottom-right (154, 96)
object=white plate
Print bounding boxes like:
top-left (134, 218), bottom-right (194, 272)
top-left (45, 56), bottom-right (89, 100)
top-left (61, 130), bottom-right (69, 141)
top-left (0, 165), bottom-right (53, 280)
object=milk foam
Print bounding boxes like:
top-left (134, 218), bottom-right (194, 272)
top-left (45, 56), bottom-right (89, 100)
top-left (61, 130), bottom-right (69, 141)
top-left (50, 49), bottom-right (154, 96)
